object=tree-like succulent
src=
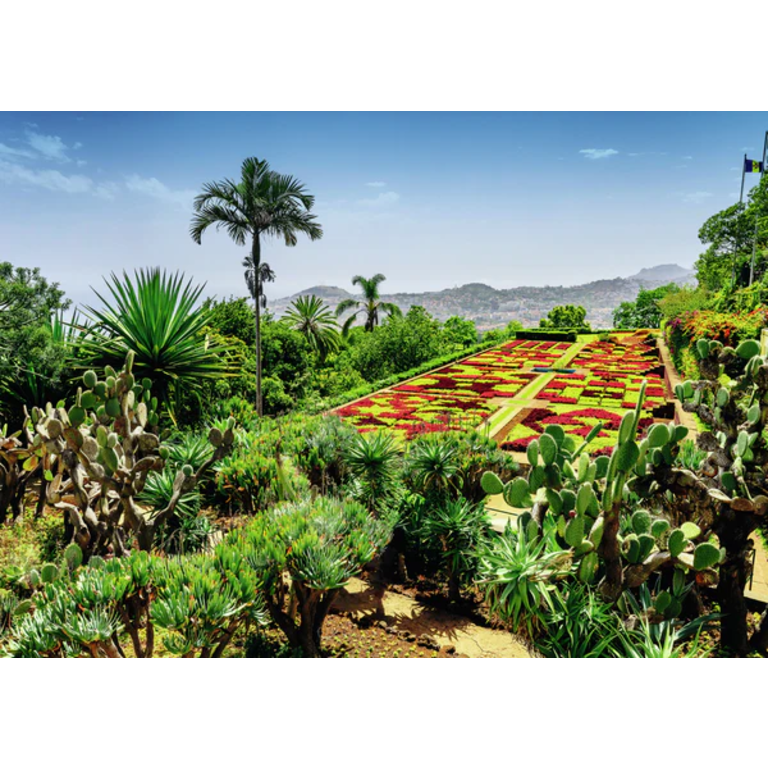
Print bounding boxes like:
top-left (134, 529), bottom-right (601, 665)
top-left (26, 351), bottom-right (236, 558)
top-left (228, 495), bottom-right (392, 657)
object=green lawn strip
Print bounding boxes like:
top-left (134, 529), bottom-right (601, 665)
top-left (484, 403), bottom-right (519, 435)
top-left (477, 370), bottom-right (555, 437)
top-left (548, 339), bottom-right (588, 369)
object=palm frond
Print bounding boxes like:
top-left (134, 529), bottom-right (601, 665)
top-left (284, 295), bottom-right (341, 358)
top-left (335, 298), bottom-right (360, 317)
top-left (379, 301), bottom-right (402, 319)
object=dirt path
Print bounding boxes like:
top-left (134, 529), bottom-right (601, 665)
top-left (334, 577), bottom-right (532, 658)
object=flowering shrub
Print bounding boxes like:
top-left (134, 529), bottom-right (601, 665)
top-left (664, 308), bottom-right (768, 372)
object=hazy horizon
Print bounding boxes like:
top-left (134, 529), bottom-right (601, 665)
top-left (1, 111), bottom-right (763, 307)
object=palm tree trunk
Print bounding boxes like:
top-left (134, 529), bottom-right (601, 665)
top-left (252, 233), bottom-right (263, 417)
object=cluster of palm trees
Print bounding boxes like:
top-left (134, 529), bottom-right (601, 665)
top-left (190, 156), bottom-right (402, 416)
top-left (33, 158), bottom-right (401, 423)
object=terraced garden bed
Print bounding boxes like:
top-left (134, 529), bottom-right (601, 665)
top-left (334, 391), bottom-right (494, 439)
top-left (534, 371), bottom-right (667, 409)
top-left (333, 331), bottom-right (673, 452)
top-left (568, 335), bottom-right (661, 374)
top-left (499, 405), bottom-right (657, 456)
top-left (393, 363), bottom-right (537, 399)
top-left (463, 339), bottom-right (574, 369)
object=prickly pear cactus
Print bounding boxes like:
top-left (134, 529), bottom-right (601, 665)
top-left (26, 352), bottom-right (236, 558)
top-left (671, 336), bottom-right (768, 653)
top-left (481, 379), bottom-right (727, 606)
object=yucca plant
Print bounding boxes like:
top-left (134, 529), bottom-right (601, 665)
top-left (419, 498), bottom-right (490, 601)
top-left (344, 430), bottom-right (402, 514)
top-left (407, 438), bottom-right (462, 501)
top-left (79, 268), bottom-right (235, 419)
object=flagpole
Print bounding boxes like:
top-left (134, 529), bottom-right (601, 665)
top-left (734, 153), bottom-right (747, 285)
top-left (749, 131), bottom-right (768, 286)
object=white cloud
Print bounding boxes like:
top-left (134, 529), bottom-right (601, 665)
top-left (357, 191), bottom-right (400, 207)
top-left (76, 159), bottom-right (87, 167)
top-left (682, 155), bottom-right (693, 160)
top-left (579, 148), bottom-right (618, 160)
top-left (125, 174), bottom-right (195, 208)
top-left (742, 146), bottom-right (754, 151)
top-left (0, 159), bottom-right (93, 193)
top-left (26, 132), bottom-right (71, 161)
top-left (681, 191), bottom-right (713, 204)
top-left (365, 181), bottom-right (387, 187)
top-left (73, 142), bottom-right (83, 150)
top-left (0, 142), bottom-right (35, 160)
top-left (94, 182), bottom-right (119, 201)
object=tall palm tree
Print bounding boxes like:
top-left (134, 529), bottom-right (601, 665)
top-left (335, 273), bottom-right (401, 334)
top-left (190, 157), bottom-right (323, 416)
top-left (284, 294), bottom-right (341, 360)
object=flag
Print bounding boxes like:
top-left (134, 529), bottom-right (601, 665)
top-left (745, 158), bottom-right (764, 173)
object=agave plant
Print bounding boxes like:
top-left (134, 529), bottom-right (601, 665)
top-left (79, 269), bottom-right (234, 417)
top-left (535, 583), bottom-right (625, 658)
top-left (478, 520), bottom-right (572, 639)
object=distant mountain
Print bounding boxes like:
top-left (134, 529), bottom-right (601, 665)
top-left (272, 264), bottom-right (697, 331)
top-left (628, 264), bottom-right (695, 284)
top-left (282, 285), bottom-right (354, 302)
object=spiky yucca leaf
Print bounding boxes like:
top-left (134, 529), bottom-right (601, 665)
top-left (80, 268), bottom-right (235, 411)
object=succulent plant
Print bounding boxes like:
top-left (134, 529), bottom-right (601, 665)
top-left (24, 352), bottom-right (236, 559)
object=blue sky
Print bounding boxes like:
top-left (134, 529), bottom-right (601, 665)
top-left (1, 112), bottom-right (766, 307)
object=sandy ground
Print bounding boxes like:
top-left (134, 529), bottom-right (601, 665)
top-left (334, 577), bottom-right (531, 658)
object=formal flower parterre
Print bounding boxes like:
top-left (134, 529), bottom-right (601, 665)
top-left (534, 371), bottom-right (667, 409)
top-left (393, 363), bottom-right (537, 399)
top-left (500, 405), bottom-right (656, 454)
top-left (569, 335), bottom-right (660, 374)
top-left (464, 340), bottom-right (575, 369)
top-left (333, 391), bottom-right (494, 438)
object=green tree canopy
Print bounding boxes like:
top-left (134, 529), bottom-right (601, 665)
top-left (694, 175), bottom-right (768, 291)
top-left (613, 283), bottom-right (679, 329)
top-left (442, 315), bottom-right (479, 349)
top-left (539, 304), bottom-right (589, 329)
top-left (343, 305), bottom-right (446, 381)
top-left (0, 263), bottom-right (70, 423)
